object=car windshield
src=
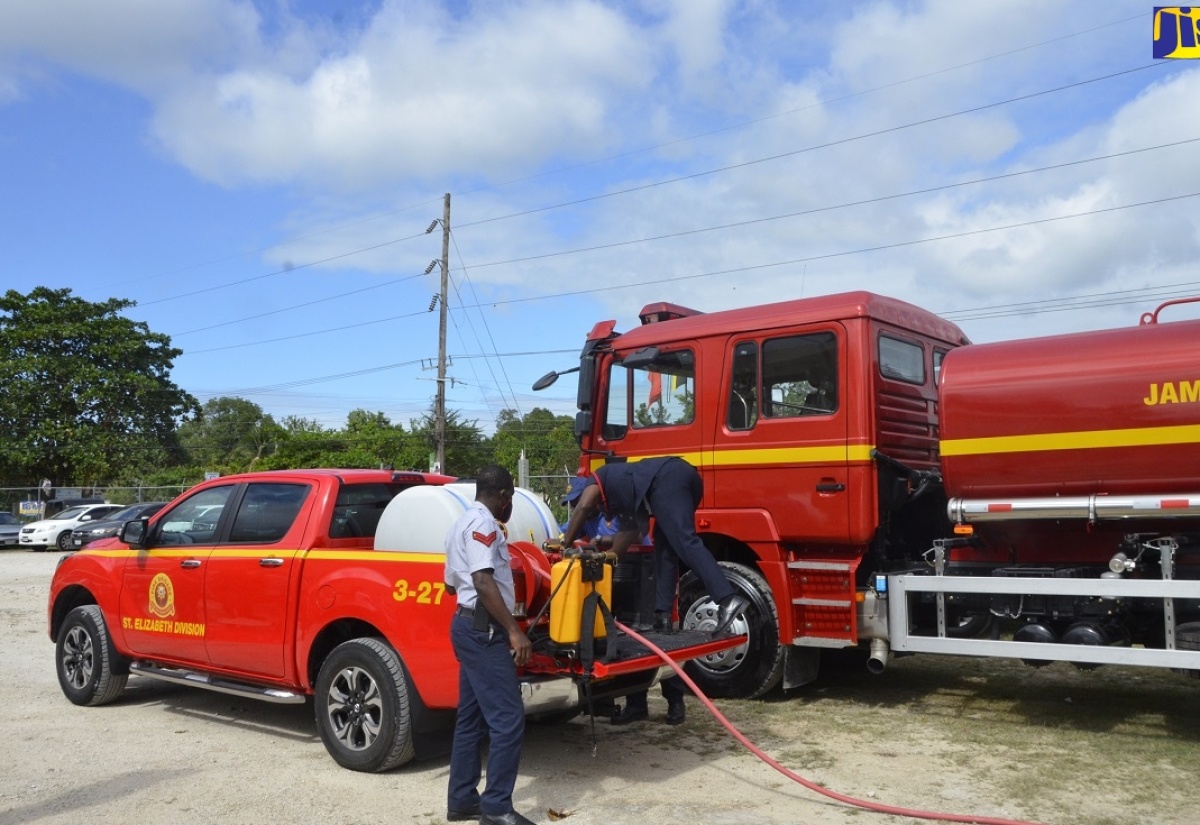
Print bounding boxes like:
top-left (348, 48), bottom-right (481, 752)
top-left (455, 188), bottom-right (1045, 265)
top-left (52, 506), bottom-right (89, 520)
top-left (0, 513), bottom-right (17, 525)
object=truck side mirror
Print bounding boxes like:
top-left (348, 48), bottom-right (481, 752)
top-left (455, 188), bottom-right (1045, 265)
top-left (120, 518), bottom-right (149, 549)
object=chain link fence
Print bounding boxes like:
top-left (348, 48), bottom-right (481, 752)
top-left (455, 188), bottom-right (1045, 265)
top-left (0, 485), bottom-right (193, 520)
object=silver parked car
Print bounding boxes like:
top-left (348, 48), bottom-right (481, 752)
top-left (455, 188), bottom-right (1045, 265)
top-left (0, 513), bottom-right (21, 548)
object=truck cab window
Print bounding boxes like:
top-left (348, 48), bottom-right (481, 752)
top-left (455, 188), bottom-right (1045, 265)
top-left (762, 332), bottom-right (838, 418)
top-left (604, 349), bottom-right (696, 437)
top-left (728, 342), bottom-right (758, 431)
top-left (879, 334), bottom-right (925, 384)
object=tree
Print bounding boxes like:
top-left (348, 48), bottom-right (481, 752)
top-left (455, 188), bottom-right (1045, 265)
top-left (343, 409), bottom-right (410, 468)
top-left (177, 396), bottom-right (280, 474)
top-left (0, 287), bottom-right (198, 486)
top-left (491, 407), bottom-right (579, 509)
top-left (408, 405), bottom-right (490, 476)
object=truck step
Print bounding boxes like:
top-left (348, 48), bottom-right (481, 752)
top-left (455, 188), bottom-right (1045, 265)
top-left (130, 661), bottom-right (307, 704)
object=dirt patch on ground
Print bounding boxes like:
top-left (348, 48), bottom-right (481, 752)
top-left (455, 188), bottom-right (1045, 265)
top-left (3, 549), bottom-right (1198, 825)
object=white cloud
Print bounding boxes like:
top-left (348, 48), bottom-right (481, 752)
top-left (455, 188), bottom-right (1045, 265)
top-left (148, 1), bottom-right (658, 189)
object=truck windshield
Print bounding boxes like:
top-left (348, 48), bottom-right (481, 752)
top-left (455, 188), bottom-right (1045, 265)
top-left (603, 349), bottom-right (695, 438)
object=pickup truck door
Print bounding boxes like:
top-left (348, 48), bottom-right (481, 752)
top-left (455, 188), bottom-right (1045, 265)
top-left (119, 485), bottom-right (235, 664)
top-left (202, 481), bottom-right (311, 679)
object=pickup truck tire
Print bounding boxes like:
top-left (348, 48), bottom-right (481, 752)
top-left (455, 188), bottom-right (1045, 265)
top-left (680, 561), bottom-right (785, 699)
top-left (56, 605), bottom-right (129, 706)
top-left (315, 638), bottom-right (415, 772)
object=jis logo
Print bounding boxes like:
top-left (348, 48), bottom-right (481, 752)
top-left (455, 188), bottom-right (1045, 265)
top-left (1154, 7), bottom-right (1200, 58)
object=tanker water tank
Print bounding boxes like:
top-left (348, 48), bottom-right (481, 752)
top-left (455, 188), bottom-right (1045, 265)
top-left (939, 316), bottom-right (1200, 499)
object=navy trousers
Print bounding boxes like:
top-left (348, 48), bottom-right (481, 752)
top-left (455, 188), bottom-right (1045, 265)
top-left (625, 674), bottom-right (686, 710)
top-left (448, 614), bottom-right (525, 816)
top-left (647, 459), bottom-right (735, 611)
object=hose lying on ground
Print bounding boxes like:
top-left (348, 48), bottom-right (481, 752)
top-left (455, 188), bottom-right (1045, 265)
top-left (613, 620), bottom-right (1044, 825)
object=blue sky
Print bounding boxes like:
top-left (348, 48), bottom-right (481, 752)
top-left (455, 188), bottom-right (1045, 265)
top-left (2, 1), bottom-right (1198, 436)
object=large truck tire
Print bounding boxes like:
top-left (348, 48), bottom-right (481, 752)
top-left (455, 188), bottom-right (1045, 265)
top-left (679, 561), bottom-right (785, 699)
top-left (56, 605), bottom-right (129, 706)
top-left (315, 638), bottom-right (415, 772)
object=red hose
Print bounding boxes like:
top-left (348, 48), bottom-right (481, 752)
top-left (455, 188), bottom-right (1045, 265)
top-left (614, 620), bottom-right (1044, 825)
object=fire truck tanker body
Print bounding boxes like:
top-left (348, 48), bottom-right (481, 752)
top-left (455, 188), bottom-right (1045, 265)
top-left (537, 293), bottom-right (1200, 697)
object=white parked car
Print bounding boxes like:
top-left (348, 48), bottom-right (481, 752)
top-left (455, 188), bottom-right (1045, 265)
top-left (19, 504), bottom-right (123, 551)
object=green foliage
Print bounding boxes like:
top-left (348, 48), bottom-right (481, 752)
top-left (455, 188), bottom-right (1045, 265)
top-left (0, 287), bottom-right (198, 486)
top-left (177, 396), bottom-right (282, 474)
top-left (492, 407), bottom-right (580, 508)
top-left (408, 405), bottom-right (491, 476)
top-left (0, 287), bottom-right (564, 490)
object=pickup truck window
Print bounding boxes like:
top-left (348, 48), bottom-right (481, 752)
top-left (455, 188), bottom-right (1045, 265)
top-left (229, 482), bottom-right (310, 543)
top-left (158, 486), bottom-right (235, 544)
top-left (329, 482), bottom-right (396, 539)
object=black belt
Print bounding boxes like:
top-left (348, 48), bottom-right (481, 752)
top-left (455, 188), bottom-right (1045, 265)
top-left (455, 604), bottom-right (503, 629)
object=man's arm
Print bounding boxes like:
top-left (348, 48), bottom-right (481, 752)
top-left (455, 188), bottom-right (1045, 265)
top-left (560, 484), bottom-right (602, 546)
top-left (472, 569), bottom-right (532, 666)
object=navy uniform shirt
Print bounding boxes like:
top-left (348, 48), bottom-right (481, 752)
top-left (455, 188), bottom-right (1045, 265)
top-left (594, 456), bottom-right (681, 535)
top-left (444, 501), bottom-right (515, 613)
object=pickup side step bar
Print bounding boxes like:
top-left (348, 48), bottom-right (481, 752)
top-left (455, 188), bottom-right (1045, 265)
top-left (130, 661), bottom-right (307, 704)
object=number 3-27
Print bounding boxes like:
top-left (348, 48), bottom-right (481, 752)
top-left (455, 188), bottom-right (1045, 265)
top-left (393, 579), bottom-right (445, 604)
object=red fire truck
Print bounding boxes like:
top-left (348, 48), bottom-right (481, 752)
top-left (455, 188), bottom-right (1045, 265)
top-left (534, 292), bottom-right (1200, 698)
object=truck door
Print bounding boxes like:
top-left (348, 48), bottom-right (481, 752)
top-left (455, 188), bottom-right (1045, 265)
top-left (202, 481), bottom-right (311, 679)
top-left (119, 484), bottom-right (235, 663)
top-left (714, 326), bottom-right (851, 542)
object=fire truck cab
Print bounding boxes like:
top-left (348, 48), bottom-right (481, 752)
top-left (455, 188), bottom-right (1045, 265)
top-left (544, 292), bottom-right (969, 697)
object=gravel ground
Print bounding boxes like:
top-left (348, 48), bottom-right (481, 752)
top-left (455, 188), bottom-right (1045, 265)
top-left (3, 548), bottom-right (1198, 825)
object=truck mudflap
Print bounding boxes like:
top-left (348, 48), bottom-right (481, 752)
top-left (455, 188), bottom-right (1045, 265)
top-left (524, 627), bottom-right (746, 679)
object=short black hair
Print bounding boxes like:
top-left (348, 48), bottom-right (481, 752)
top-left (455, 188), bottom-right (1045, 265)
top-left (475, 464), bottom-right (514, 498)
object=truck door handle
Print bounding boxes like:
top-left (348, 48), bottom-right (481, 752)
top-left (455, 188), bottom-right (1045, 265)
top-left (180, 559), bottom-right (202, 569)
top-left (816, 482), bottom-right (846, 493)
top-left (260, 558), bottom-right (284, 568)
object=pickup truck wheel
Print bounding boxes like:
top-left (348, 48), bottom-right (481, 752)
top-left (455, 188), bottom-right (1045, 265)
top-left (680, 561), bottom-right (785, 699)
top-left (315, 638), bottom-right (415, 772)
top-left (56, 605), bottom-right (129, 706)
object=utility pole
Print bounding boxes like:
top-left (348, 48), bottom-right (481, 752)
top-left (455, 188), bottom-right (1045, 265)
top-left (435, 193), bottom-right (451, 474)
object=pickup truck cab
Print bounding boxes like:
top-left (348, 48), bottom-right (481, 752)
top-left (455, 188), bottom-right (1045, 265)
top-left (48, 468), bottom-right (740, 771)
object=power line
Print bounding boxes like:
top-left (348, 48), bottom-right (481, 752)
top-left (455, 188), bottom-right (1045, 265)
top-left (451, 190), bottom-right (1200, 311)
top-left (453, 63), bottom-right (1167, 231)
top-left (460, 136), bottom-right (1200, 272)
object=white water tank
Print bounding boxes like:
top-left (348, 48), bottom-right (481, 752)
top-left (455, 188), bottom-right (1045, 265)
top-left (374, 483), bottom-right (558, 553)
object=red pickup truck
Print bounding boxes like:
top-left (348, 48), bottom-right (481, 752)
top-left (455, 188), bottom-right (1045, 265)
top-left (48, 468), bottom-right (740, 771)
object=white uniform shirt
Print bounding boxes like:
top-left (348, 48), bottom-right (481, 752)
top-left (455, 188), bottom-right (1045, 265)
top-left (444, 501), bottom-right (515, 613)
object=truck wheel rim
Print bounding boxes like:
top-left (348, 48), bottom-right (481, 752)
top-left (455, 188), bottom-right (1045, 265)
top-left (324, 666), bottom-right (383, 751)
top-left (61, 626), bottom-right (95, 689)
top-left (681, 597), bottom-right (749, 671)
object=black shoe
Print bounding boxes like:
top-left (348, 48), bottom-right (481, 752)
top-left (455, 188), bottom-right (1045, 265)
top-left (712, 594), bottom-right (749, 637)
top-left (611, 702), bottom-right (649, 725)
top-left (479, 811), bottom-right (538, 825)
top-left (652, 612), bottom-right (674, 632)
top-left (447, 804), bottom-right (481, 821)
top-left (665, 700), bottom-right (686, 725)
